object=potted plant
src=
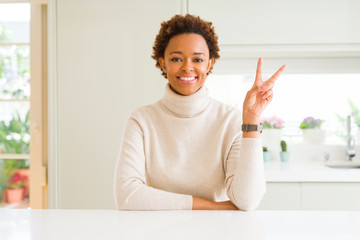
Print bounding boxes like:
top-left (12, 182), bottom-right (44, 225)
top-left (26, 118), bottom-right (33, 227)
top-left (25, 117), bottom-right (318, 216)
top-left (299, 116), bottom-right (326, 143)
top-left (261, 116), bottom-right (285, 147)
top-left (6, 172), bottom-right (25, 203)
top-left (263, 146), bottom-right (271, 162)
top-left (280, 140), bottom-right (290, 162)
top-left (0, 110), bottom-right (30, 199)
top-left (0, 110), bottom-right (30, 154)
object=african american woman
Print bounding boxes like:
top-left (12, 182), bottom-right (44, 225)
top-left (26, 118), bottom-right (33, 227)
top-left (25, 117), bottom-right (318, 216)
top-left (114, 14), bottom-right (286, 211)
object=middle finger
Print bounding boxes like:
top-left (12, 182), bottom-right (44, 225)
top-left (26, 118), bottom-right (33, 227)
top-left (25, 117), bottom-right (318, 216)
top-left (267, 65), bottom-right (287, 83)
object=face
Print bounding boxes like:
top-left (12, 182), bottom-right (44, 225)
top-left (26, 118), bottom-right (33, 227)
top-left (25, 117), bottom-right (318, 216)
top-left (159, 33), bottom-right (214, 96)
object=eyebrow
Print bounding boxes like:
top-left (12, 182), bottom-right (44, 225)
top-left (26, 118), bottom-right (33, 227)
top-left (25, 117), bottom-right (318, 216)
top-left (169, 51), bottom-right (206, 56)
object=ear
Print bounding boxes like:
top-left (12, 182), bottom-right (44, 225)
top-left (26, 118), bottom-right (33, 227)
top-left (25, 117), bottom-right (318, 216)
top-left (159, 57), bottom-right (167, 73)
top-left (207, 58), bottom-right (215, 72)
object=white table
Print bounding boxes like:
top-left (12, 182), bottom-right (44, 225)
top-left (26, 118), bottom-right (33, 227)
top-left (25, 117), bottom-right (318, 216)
top-left (1, 209), bottom-right (360, 240)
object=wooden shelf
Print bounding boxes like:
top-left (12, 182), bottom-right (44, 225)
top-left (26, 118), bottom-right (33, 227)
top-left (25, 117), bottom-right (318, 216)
top-left (0, 154), bottom-right (30, 159)
top-left (0, 43), bottom-right (29, 46)
top-left (0, 99), bottom-right (30, 102)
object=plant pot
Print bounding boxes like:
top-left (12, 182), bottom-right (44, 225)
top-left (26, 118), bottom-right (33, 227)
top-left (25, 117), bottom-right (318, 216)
top-left (302, 129), bottom-right (326, 144)
top-left (262, 129), bottom-right (282, 162)
top-left (263, 152), bottom-right (271, 162)
top-left (6, 188), bottom-right (24, 204)
top-left (17, 169), bottom-right (29, 198)
top-left (280, 151), bottom-right (290, 162)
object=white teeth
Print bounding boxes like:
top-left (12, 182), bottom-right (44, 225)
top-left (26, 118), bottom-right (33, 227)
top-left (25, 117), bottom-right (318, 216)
top-left (179, 77), bottom-right (196, 81)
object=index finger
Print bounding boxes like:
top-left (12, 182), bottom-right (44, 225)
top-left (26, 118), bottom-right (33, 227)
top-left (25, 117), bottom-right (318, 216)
top-left (253, 57), bottom-right (263, 87)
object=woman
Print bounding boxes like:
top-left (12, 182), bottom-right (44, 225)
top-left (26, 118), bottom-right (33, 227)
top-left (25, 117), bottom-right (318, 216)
top-left (114, 14), bottom-right (286, 211)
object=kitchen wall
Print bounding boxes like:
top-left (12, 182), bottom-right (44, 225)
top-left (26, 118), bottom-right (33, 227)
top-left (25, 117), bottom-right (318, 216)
top-left (49, 0), bottom-right (185, 209)
top-left (48, 0), bottom-right (360, 209)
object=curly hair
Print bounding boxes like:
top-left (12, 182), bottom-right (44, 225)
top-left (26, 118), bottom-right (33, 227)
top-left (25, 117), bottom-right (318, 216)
top-left (152, 14), bottom-right (220, 78)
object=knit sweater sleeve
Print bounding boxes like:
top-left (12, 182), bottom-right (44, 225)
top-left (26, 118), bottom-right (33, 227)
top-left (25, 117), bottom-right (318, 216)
top-left (225, 137), bottom-right (266, 211)
top-left (114, 114), bottom-right (193, 210)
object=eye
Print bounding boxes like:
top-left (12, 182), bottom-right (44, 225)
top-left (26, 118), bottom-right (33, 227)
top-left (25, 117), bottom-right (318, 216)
top-left (170, 57), bottom-right (182, 62)
top-left (194, 58), bottom-right (204, 63)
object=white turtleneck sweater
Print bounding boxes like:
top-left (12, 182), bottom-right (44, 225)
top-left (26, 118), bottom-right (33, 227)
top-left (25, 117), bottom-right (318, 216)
top-left (114, 84), bottom-right (266, 211)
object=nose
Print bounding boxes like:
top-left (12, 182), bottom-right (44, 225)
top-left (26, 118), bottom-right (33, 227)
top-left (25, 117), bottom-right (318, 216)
top-left (181, 59), bottom-right (194, 72)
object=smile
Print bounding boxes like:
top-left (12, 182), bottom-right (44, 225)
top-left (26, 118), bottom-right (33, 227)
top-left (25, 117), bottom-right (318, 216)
top-left (179, 77), bottom-right (196, 81)
top-left (177, 76), bottom-right (197, 84)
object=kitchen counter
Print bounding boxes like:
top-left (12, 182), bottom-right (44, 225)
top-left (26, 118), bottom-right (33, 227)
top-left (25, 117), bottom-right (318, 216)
top-left (1, 209), bottom-right (359, 240)
top-left (264, 161), bottom-right (360, 182)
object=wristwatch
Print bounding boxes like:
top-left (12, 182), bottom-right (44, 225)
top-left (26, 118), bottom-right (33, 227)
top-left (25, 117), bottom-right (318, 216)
top-left (242, 123), bottom-right (263, 133)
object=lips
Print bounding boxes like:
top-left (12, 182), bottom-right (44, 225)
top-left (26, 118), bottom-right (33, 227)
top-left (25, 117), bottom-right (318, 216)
top-left (177, 75), bottom-right (197, 84)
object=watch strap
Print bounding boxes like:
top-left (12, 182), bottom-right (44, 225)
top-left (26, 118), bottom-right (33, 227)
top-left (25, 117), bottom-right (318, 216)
top-left (242, 123), bottom-right (263, 133)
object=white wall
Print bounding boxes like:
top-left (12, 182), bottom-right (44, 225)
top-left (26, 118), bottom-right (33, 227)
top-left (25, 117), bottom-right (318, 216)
top-left (50, 0), bottom-right (185, 209)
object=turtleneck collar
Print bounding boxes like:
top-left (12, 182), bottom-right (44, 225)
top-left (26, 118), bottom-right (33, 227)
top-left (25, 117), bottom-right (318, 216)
top-left (161, 83), bottom-right (210, 118)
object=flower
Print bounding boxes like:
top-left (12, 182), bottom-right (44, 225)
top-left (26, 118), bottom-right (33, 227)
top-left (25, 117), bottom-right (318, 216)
top-left (261, 116), bottom-right (285, 129)
top-left (7, 172), bottom-right (24, 189)
top-left (300, 116), bottom-right (324, 129)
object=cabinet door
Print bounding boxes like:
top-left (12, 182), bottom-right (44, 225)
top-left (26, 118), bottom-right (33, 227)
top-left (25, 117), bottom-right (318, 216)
top-left (257, 183), bottom-right (301, 210)
top-left (302, 183), bottom-right (360, 210)
top-left (189, 0), bottom-right (360, 46)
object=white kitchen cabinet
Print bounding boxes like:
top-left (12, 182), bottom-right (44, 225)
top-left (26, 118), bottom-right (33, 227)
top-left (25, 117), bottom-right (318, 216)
top-left (189, 0), bottom-right (360, 45)
top-left (257, 183), bottom-right (301, 210)
top-left (188, 0), bottom-right (360, 58)
top-left (302, 183), bottom-right (360, 210)
top-left (258, 182), bottom-right (360, 210)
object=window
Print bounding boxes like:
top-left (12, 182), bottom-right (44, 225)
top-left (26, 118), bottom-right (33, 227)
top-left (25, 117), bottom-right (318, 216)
top-left (0, 3), bottom-right (30, 208)
top-left (205, 73), bottom-right (360, 144)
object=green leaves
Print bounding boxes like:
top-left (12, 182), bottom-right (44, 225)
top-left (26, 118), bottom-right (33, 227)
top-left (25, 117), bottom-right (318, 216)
top-left (0, 25), bottom-right (13, 42)
top-left (299, 116), bottom-right (324, 129)
top-left (280, 140), bottom-right (287, 152)
top-left (348, 99), bottom-right (360, 128)
top-left (0, 110), bottom-right (30, 154)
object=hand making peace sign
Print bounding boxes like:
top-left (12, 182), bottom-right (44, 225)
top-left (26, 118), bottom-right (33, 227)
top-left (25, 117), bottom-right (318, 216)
top-left (242, 58), bottom-right (287, 126)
